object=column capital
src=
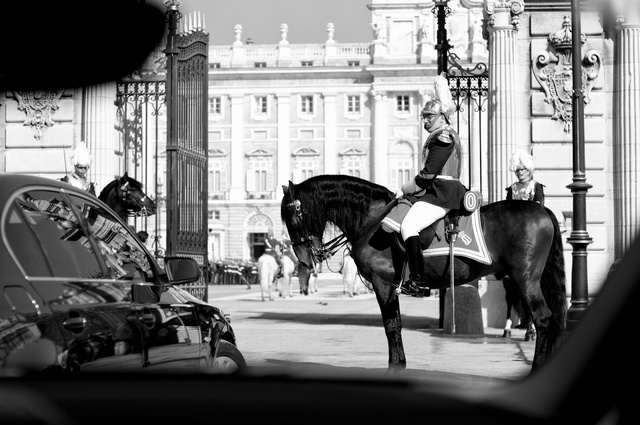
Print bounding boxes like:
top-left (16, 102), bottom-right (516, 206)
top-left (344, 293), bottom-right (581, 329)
top-left (484, 0), bottom-right (524, 33)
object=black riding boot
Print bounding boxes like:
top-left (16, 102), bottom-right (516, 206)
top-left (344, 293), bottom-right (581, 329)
top-left (402, 236), bottom-right (430, 297)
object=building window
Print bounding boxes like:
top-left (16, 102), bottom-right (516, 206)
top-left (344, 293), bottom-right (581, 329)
top-left (210, 63), bottom-right (221, 69)
top-left (254, 62), bottom-right (267, 68)
top-left (347, 95), bottom-right (361, 114)
top-left (396, 95), bottom-right (410, 113)
top-left (292, 147), bottom-right (320, 183)
top-left (246, 152), bottom-right (274, 196)
top-left (301, 61), bottom-right (313, 67)
top-left (208, 210), bottom-right (220, 220)
top-left (347, 61), bottom-right (360, 67)
top-left (343, 157), bottom-right (362, 178)
top-left (300, 95), bottom-right (314, 114)
top-left (254, 95), bottom-right (268, 114)
top-left (209, 97), bottom-right (221, 115)
top-left (208, 158), bottom-right (228, 194)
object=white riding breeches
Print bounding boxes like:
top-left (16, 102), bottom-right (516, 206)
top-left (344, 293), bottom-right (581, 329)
top-left (400, 201), bottom-right (450, 241)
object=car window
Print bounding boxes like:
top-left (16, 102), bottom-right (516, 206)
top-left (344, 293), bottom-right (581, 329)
top-left (7, 189), bottom-right (154, 282)
top-left (7, 191), bottom-right (105, 279)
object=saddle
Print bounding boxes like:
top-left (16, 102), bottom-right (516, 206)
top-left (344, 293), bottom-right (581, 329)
top-left (381, 190), bottom-right (483, 250)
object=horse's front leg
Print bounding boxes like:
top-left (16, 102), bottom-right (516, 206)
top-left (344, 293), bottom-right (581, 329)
top-left (376, 289), bottom-right (406, 371)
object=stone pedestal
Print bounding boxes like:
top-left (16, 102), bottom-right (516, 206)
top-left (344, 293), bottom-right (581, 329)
top-left (443, 284), bottom-right (484, 334)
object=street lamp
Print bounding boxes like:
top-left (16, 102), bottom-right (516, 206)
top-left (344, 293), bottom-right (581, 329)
top-left (566, 0), bottom-right (593, 329)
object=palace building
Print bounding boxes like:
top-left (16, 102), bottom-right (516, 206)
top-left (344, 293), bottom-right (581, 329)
top-left (2, 0), bottom-right (639, 319)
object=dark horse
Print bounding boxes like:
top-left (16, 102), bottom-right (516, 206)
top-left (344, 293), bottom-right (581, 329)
top-left (98, 173), bottom-right (157, 221)
top-left (281, 175), bottom-right (567, 372)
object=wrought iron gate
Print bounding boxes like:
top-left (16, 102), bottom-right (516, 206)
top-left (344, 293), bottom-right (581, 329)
top-left (116, 6), bottom-right (209, 301)
top-left (434, 1), bottom-right (489, 326)
top-left (165, 8), bottom-right (209, 301)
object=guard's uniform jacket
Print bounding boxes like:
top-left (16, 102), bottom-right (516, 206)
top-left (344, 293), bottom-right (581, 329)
top-left (406, 125), bottom-right (467, 210)
top-left (506, 180), bottom-right (545, 206)
top-left (60, 172), bottom-right (96, 196)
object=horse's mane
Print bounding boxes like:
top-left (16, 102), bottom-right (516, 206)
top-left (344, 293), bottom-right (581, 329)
top-left (282, 174), bottom-right (395, 237)
top-left (98, 175), bottom-right (143, 203)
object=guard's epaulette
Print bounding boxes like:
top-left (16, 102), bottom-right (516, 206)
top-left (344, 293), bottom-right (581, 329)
top-left (436, 128), bottom-right (452, 144)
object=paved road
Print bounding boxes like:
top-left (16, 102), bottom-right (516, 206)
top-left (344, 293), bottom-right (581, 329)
top-left (208, 273), bottom-right (535, 381)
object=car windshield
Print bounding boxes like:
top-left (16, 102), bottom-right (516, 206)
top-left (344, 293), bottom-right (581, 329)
top-left (0, 1), bottom-right (636, 424)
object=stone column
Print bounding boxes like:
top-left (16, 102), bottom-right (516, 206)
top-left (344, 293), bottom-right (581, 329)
top-left (83, 82), bottom-right (119, 193)
top-left (229, 94), bottom-right (245, 201)
top-left (277, 94), bottom-right (291, 191)
top-left (323, 93), bottom-right (337, 174)
top-left (614, 7), bottom-right (640, 257)
top-left (371, 89), bottom-right (389, 186)
top-left (483, 0), bottom-right (524, 202)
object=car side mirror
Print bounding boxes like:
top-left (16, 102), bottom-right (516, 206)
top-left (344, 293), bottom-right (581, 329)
top-left (164, 257), bottom-right (201, 284)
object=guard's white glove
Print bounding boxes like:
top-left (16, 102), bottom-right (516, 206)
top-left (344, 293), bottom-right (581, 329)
top-left (401, 179), bottom-right (418, 196)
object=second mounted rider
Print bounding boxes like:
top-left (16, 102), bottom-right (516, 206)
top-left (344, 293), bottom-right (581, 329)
top-left (264, 226), bottom-right (284, 279)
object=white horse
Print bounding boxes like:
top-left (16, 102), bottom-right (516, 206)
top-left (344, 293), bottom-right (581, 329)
top-left (278, 255), bottom-right (296, 298)
top-left (341, 253), bottom-right (364, 297)
top-left (257, 254), bottom-right (278, 301)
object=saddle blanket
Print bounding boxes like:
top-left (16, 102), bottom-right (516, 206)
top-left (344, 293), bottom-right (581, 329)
top-left (382, 205), bottom-right (492, 265)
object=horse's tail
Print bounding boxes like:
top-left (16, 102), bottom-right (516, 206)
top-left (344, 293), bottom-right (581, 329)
top-left (540, 207), bottom-right (568, 351)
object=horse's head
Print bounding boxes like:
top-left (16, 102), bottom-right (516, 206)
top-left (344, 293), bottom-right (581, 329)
top-left (281, 181), bottom-right (324, 268)
top-left (116, 173), bottom-right (157, 217)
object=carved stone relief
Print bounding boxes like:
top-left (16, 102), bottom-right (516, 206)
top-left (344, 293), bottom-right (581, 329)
top-left (13, 90), bottom-right (64, 140)
top-left (532, 16), bottom-right (602, 132)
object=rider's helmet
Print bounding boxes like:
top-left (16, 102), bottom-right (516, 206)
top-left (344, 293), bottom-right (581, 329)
top-left (421, 99), bottom-right (443, 118)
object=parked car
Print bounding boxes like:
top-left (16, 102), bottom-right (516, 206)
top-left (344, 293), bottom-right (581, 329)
top-left (0, 174), bottom-right (245, 376)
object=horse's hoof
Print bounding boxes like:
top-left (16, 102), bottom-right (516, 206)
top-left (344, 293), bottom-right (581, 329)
top-left (502, 330), bottom-right (511, 338)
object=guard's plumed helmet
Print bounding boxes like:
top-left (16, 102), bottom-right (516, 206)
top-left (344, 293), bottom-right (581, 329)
top-left (421, 99), bottom-right (444, 118)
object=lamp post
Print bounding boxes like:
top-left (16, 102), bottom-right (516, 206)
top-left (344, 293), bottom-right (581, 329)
top-left (566, 0), bottom-right (592, 330)
top-left (433, 0), bottom-right (452, 75)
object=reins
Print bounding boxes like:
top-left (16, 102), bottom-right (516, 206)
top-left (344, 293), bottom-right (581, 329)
top-left (286, 195), bottom-right (399, 262)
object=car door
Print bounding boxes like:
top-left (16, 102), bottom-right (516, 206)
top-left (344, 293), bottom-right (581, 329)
top-left (3, 188), bottom-right (145, 373)
top-left (66, 192), bottom-right (202, 373)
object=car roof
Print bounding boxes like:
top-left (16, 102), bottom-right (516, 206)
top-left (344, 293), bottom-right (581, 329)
top-left (0, 174), bottom-right (80, 198)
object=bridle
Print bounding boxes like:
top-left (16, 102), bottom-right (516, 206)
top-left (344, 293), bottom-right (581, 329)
top-left (119, 181), bottom-right (152, 217)
top-left (284, 199), bottom-right (348, 263)
top-left (284, 195), bottom-right (400, 263)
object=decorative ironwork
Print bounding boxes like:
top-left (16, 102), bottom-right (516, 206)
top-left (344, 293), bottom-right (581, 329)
top-left (165, 6), bottom-right (209, 301)
top-left (532, 16), bottom-right (602, 132)
top-left (13, 90), bottom-right (64, 140)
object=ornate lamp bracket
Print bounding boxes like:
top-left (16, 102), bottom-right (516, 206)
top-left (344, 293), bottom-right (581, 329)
top-left (533, 16), bottom-right (602, 133)
top-left (13, 90), bottom-right (64, 140)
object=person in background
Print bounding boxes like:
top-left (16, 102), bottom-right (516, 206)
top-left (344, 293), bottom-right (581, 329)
top-left (60, 141), bottom-right (97, 195)
top-left (502, 149), bottom-right (545, 340)
top-left (263, 226), bottom-right (283, 279)
top-left (506, 149), bottom-right (545, 205)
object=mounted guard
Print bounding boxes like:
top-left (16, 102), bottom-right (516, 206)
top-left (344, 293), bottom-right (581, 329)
top-left (397, 75), bottom-right (467, 297)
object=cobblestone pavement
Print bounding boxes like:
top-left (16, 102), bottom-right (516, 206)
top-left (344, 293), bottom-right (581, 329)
top-left (208, 273), bottom-right (535, 381)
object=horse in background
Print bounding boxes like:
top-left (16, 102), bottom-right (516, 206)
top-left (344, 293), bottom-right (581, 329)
top-left (281, 174), bottom-right (567, 371)
top-left (340, 250), bottom-right (365, 297)
top-left (98, 173), bottom-right (156, 221)
top-left (257, 254), bottom-right (278, 301)
top-left (502, 277), bottom-right (536, 341)
top-left (277, 255), bottom-right (296, 298)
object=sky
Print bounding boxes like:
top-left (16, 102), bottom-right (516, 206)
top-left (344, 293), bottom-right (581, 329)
top-left (149, 0), bottom-right (373, 45)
